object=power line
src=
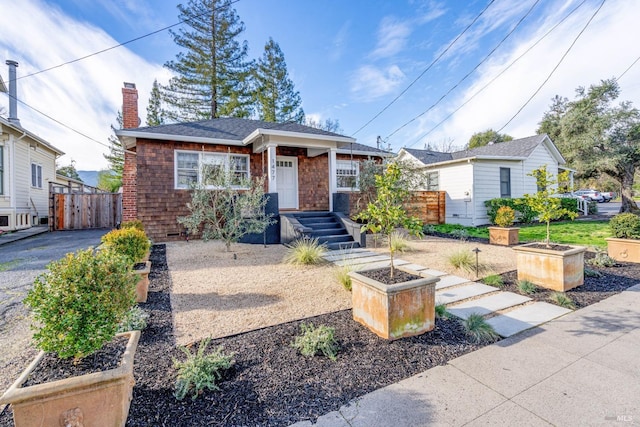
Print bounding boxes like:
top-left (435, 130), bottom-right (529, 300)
top-left (16, 0), bottom-right (241, 81)
top-left (616, 55), bottom-right (640, 82)
top-left (496, 0), bottom-right (606, 133)
top-left (407, 0), bottom-right (588, 148)
top-left (386, 0), bottom-right (542, 141)
top-left (349, 0), bottom-right (496, 137)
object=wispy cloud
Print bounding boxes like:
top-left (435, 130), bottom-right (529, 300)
top-left (350, 65), bottom-right (405, 101)
top-left (0, 0), bottom-right (169, 170)
top-left (329, 21), bottom-right (350, 62)
top-left (370, 17), bottom-right (412, 59)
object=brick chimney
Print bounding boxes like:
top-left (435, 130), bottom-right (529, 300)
top-left (121, 82), bottom-right (138, 222)
top-left (121, 82), bottom-right (139, 129)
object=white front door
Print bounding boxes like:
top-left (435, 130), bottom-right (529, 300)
top-left (276, 156), bottom-right (298, 209)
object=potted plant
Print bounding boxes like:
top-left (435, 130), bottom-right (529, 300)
top-left (0, 248), bottom-right (139, 427)
top-left (513, 166), bottom-right (585, 292)
top-left (102, 227), bottom-right (152, 302)
top-left (352, 162), bottom-right (439, 340)
top-left (488, 205), bottom-right (519, 245)
top-left (606, 213), bottom-right (640, 262)
top-left (120, 219), bottom-right (151, 261)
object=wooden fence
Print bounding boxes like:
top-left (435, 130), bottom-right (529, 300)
top-left (49, 183), bottom-right (122, 230)
top-left (344, 190), bottom-right (446, 225)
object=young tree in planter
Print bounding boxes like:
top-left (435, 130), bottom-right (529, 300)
top-left (178, 164), bottom-right (274, 252)
top-left (355, 162), bottom-right (423, 278)
top-left (524, 165), bottom-right (578, 248)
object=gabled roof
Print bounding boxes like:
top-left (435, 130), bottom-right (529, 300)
top-left (0, 116), bottom-right (64, 156)
top-left (401, 134), bottom-right (564, 166)
top-left (116, 117), bottom-right (389, 157)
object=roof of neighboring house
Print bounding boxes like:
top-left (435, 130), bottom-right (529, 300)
top-left (0, 116), bottom-right (65, 156)
top-left (402, 134), bottom-right (563, 166)
top-left (117, 117), bottom-right (390, 157)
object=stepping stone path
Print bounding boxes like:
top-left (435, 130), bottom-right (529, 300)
top-left (323, 248), bottom-right (573, 338)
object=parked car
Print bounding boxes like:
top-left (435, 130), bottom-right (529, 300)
top-left (575, 189), bottom-right (605, 203)
top-left (600, 191), bottom-right (615, 202)
top-left (558, 192), bottom-right (589, 201)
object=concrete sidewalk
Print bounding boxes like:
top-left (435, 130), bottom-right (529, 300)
top-left (293, 284), bottom-right (640, 426)
top-left (0, 226), bottom-right (48, 246)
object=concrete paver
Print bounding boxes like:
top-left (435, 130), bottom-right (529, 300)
top-left (447, 292), bottom-right (532, 320)
top-left (323, 250), bottom-right (378, 262)
top-left (352, 259), bottom-right (410, 271)
top-left (334, 255), bottom-right (391, 266)
top-left (435, 282), bottom-right (497, 304)
top-left (486, 302), bottom-right (572, 337)
top-left (434, 274), bottom-right (471, 290)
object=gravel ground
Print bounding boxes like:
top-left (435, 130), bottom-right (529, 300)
top-left (2, 235), bottom-right (639, 426)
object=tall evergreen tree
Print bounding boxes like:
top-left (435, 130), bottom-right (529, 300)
top-left (146, 79), bottom-right (165, 126)
top-left (253, 38), bottom-right (304, 123)
top-left (103, 112), bottom-right (124, 190)
top-left (163, 0), bottom-right (253, 121)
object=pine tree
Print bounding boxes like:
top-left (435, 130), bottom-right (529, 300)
top-left (163, 0), bottom-right (253, 121)
top-left (103, 112), bottom-right (124, 190)
top-left (146, 79), bottom-right (164, 126)
top-left (253, 38), bottom-right (304, 123)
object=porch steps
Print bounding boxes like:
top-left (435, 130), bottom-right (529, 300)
top-left (293, 212), bottom-right (359, 251)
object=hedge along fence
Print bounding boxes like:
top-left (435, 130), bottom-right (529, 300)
top-left (484, 197), bottom-right (586, 225)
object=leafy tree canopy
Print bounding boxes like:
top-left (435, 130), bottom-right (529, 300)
top-left (56, 160), bottom-right (82, 181)
top-left (467, 129), bottom-right (513, 149)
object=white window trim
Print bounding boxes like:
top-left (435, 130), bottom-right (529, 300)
top-left (336, 159), bottom-right (359, 191)
top-left (0, 144), bottom-right (4, 195)
top-left (174, 150), bottom-right (250, 190)
top-left (426, 171), bottom-right (439, 191)
top-left (31, 162), bottom-right (43, 189)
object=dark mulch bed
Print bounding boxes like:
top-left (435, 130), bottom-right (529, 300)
top-left (2, 241), bottom-right (639, 427)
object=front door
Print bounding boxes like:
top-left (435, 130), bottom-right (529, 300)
top-left (276, 156), bottom-right (298, 209)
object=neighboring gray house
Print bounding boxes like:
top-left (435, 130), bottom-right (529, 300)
top-left (397, 134), bottom-right (569, 226)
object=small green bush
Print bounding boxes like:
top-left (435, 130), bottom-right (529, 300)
top-left (423, 224), bottom-right (436, 235)
top-left (101, 227), bottom-right (150, 264)
top-left (173, 338), bottom-right (235, 401)
top-left (117, 305), bottom-right (149, 333)
top-left (462, 313), bottom-right (499, 343)
top-left (291, 323), bottom-right (339, 361)
top-left (586, 250), bottom-right (616, 268)
top-left (549, 292), bottom-right (576, 309)
top-left (517, 279), bottom-right (538, 294)
top-left (24, 248), bottom-right (137, 360)
top-left (485, 198), bottom-right (537, 224)
top-left (483, 274), bottom-right (504, 288)
top-left (449, 229), bottom-right (469, 241)
top-left (584, 267), bottom-right (603, 278)
top-left (435, 303), bottom-right (450, 319)
top-left (334, 265), bottom-right (353, 291)
top-left (609, 213), bottom-right (640, 239)
top-left (494, 206), bottom-right (515, 227)
top-left (389, 231), bottom-right (412, 253)
top-left (448, 249), bottom-right (485, 274)
top-left (284, 237), bottom-right (327, 265)
top-left (121, 219), bottom-right (145, 232)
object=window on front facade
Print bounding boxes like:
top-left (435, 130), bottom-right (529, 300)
top-left (0, 147), bottom-right (3, 195)
top-left (500, 167), bottom-right (511, 197)
top-left (426, 171), bottom-right (439, 190)
top-left (175, 151), bottom-right (250, 189)
top-left (336, 160), bottom-right (359, 190)
top-left (31, 163), bottom-right (42, 189)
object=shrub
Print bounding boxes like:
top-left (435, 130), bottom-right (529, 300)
top-left (173, 338), bottom-right (235, 401)
top-left (334, 264), bottom-right (353, 291)
top-left (449, 228), bottom-right (469, 241)
top-left (284, 237), bottom-right (327, 265)
top-left (291, 323), bottom-right (339, 361)
top-left (448, 249), bottom-right (474, 272)
top-left (117, 305), bottom-right (149, 333)
top-left (24, 248), bottom-right (137, 360)
top-left (435, 303), bottom-right (450, 319)
top-left (101, 227), bottom-right (150, 264)
top-left (389, 231), bottom-right (412, 253)
top-left (483, 274), bottom-right (504, 288)
top-left (494, 206), bottom-right (515, 227)
top-left (609, 213), bottom-right (640, 239)
top-left (423, 224), bottom-right (436, 235)
top-left (586, 250), bottom-right (616, 268)
top-left (517, 279), bottom-right (538, 294)
top-left (485, 198), bottom-right (536, 224)
top-left (584, 267), bottom-right (603, 278)
top-left (462, 314), bottom-right (499, 343)
top-left (549, 292), bottom-right (576, 309)
top-left (121, 219), bottom-right (145, 232)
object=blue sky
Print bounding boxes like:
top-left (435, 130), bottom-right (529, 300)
top-left (1, 0), bottom-right (639, 170)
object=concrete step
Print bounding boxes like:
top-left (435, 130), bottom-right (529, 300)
top-left (334, 255), bottom-right (392, 267)
top-left (317, 234), bottom-right (353, 245)
top-left (435, 275), bottom-right (472, 290)
top-left (486, 302), bottom-right (572, 337)
top-left (447, 292), bottom-right (532, 320)
top-left (310, 228), bottom-right (347, 238)
top-left (323, 250), bottom-right (379, 262)
top-left (326, 242), bottom-right (360, 251)
top-left (435, 283), bottom-right (498, 305)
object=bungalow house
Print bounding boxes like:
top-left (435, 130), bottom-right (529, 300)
top-left (115, 83), bottom-right (389, 242)
top-left (397, 134), bottom-right (568, 226)
top-left (0, 60), bottom-right (64, 232)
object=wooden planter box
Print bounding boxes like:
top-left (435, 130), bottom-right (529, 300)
top-left (349, 268), bottom-right (439, 340)
top-left (606, 238), bottom-right (640, 263)
top-left (134, 261), bottom-right (152, 303)
top-left (0, 331), bottom-right (140, 427)
top-left (488, 227), bottom-right (519, 246)
top-left (513, 243), bottom-right (586, 292)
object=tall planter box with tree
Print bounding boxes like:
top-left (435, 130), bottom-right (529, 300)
top-left (351, 162), bottom-right (439, 340)
top-left (513, 166), bottom-right (585, 292)
top-left (0, 248), bottom-right (139, 427)
top-left (488, 205), bottom-right (519, 246)
top-left (606, 213), bottom-right (640, 262)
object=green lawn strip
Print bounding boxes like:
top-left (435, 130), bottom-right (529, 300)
top-left (0, 259), bottom-right (24, 272)
top-left (431, 220), bottom-right (610, 248)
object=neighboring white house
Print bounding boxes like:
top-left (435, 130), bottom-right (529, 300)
top-left (1, 61), bottom-right (64, 232)
top-left (397, 134), bottom-right (568, 226)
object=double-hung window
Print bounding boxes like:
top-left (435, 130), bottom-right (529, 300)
top-left (426, 171), bottom-right (439, 190)
top-left (500, 167), bottom-right (511, 197)
top-left (175, 151), bottom-right (250, 189)
top-left (31, 163), bottom-right (42, 189)
top-left (336, 160), bottom-right (359, 190)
